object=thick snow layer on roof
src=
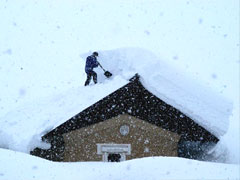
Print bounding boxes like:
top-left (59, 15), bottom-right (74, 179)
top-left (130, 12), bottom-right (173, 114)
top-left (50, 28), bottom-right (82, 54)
top-left (84, 48), bottom-right (233, 137)
top-left (0, 48), bottom-right (232, 153)
top-left (0, 76), bottom-right (128, 152)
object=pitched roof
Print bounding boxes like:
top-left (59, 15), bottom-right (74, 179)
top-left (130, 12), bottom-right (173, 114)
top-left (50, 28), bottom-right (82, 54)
top-left (43, 74), bottom-right (218, 143)
top-left (0, 71), bottom-right (232, 153)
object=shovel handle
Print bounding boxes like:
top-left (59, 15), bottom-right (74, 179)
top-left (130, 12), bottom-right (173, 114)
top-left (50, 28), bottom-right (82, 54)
top-left (98, 62), bottom-right (106, 72)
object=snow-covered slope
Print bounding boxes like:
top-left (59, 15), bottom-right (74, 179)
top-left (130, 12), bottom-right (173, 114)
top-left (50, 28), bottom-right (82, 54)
top-left (0, 148), bottom-right (239, 180)
top-left (0, 76), bottom-right (128, 152)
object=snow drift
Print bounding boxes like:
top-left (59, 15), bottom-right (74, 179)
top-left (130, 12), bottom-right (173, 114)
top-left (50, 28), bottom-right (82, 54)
top-left (0, 148), bottom-right (239, 180)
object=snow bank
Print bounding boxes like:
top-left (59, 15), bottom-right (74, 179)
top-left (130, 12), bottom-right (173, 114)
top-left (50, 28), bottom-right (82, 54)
top-left (0, 148), bottom-right (239, 180)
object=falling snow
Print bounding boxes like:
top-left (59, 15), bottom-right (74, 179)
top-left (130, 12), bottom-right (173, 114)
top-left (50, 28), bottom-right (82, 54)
top-left (0, 0), bottom-right (239, 179)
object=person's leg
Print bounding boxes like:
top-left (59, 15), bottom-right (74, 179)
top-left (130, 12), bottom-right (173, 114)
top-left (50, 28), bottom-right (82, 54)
top-left (84, 73), bottom-right (91, 86)
top-left (92, 71), bottom-right (97, 84)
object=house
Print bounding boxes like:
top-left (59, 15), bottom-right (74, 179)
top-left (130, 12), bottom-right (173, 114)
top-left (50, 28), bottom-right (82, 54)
top-left (31, 74), bottom-right (220, 162)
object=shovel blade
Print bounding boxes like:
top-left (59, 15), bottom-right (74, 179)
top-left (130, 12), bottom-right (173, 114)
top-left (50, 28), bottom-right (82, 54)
top-left (104, 71), bottom-right (112, 78)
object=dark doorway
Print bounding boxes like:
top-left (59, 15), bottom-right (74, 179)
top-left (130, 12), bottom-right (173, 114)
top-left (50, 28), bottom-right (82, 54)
top-left (108, 154), bottom-right (121, 162)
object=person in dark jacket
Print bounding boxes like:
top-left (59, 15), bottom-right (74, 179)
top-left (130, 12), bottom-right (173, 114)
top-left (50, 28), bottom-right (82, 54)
top-left (84, 51), bottom-right (99, 86)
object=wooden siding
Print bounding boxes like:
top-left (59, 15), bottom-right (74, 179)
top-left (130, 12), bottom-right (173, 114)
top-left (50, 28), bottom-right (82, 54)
top-left (63, 114), bottom-right (180, 161)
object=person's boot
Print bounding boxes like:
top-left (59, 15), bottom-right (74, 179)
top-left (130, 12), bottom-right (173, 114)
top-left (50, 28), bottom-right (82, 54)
top-left (84, 79), bottom-right (90, 86)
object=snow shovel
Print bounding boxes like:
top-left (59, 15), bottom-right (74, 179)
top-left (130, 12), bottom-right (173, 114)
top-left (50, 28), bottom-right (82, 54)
top-left (98, 63), bottom-right (112, 78)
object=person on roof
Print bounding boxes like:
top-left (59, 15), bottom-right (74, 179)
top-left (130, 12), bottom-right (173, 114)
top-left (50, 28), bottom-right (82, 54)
top-left (84, 51), bottom-right (99, 86)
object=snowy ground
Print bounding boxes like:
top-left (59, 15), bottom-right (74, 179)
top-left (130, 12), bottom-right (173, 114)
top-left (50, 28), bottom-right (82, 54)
top-left (0, 0), bottom-right (239, 179)
top-left (0, 148), bottom-right (239, 180)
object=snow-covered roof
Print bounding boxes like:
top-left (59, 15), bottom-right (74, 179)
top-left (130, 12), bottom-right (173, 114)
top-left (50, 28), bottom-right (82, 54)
top-left (94, 48), bottom-right (233, 137)
top-left (0, 48), bottom-right (232, 153)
